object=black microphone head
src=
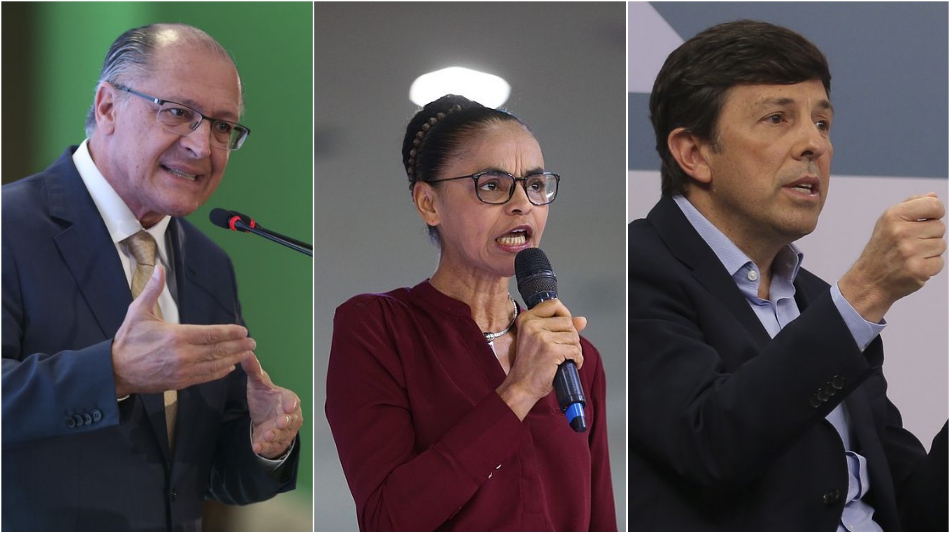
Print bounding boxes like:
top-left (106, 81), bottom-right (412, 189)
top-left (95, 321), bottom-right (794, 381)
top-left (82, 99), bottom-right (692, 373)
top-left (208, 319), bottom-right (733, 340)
top-left (208, 208), bottom-right (234, 230)
top-left (209, 208), bottom-right (253, 232)
top-left (515, 248), bottom-right (558, 309)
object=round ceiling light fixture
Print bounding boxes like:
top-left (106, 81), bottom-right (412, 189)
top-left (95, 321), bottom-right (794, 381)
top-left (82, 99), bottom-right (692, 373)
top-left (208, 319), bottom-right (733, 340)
top-left (409, 66), bottom-right (511, 108)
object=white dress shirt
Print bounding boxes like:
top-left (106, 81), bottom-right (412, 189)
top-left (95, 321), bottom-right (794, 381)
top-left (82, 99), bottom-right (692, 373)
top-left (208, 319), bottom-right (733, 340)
top-left (73, 140), bottom-right (179, 324)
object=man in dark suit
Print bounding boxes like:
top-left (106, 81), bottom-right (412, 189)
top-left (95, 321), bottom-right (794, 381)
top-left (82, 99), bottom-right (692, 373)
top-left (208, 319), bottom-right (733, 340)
top-left (2, 23), bottom-right (303, 530)
top-left (628, 20), bottom-right (947, 530)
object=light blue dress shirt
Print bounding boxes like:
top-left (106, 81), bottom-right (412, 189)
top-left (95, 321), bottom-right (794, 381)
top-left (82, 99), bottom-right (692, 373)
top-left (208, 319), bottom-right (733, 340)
top-left (673, 195), bottom-right (883, 532)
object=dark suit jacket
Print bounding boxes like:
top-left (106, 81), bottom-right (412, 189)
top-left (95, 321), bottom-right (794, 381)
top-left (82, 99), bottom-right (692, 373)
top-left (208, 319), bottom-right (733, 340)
top-left (1, 148), bottom-right (298, 531)
top-left (627, 195), bottom-right (946, 531)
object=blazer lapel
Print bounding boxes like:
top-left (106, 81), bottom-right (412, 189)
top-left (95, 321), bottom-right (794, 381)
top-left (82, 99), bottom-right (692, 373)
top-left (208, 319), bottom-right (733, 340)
top-left (168, 219), bottom-right (196, 472)
top-left (646, 196), bottom-right (772, 351)
top-left (170, 218), bottom-right (239, 325)
top-left (166, 218), bottom-right (241, 477)
top-left (47, 150), bottom-right (131, 339)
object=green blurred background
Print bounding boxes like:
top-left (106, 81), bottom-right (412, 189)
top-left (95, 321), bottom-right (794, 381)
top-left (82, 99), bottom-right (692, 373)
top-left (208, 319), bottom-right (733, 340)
top-left (1, 2), bottom-right (313, 530)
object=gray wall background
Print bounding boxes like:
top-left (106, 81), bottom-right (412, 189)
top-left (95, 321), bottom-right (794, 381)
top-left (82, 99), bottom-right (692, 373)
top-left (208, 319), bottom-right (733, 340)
top-left (628, 2), bottom-right (949, 451)
top-left (314, 3), bottom-right (627, 530)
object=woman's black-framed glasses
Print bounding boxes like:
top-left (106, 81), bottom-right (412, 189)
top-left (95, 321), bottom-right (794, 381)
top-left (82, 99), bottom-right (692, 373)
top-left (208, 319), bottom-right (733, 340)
top-left (428, 171), bottom-right (560, 205)
top-left (113, 84), bottom-right (250, 151)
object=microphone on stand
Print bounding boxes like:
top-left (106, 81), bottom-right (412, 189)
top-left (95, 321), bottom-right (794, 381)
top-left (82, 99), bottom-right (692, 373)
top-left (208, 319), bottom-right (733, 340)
top-left (515, 247), bottom-right (587, 432)
top-left (208, 208), bottom-right (313, 257)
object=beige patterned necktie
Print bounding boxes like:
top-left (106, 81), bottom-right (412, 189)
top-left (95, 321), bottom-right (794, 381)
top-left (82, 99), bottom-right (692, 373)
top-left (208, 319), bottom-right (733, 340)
top-left (123, 230), bottom-right (178, 450)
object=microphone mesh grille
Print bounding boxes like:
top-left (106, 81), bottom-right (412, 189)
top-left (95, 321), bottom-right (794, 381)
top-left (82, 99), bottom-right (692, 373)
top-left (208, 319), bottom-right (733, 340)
top-left (518, 272), bottom-right (557, 298)
top-left (515, 248), bottom-right (550, 279)
top-left (515, 248), bottom-right (557, 305)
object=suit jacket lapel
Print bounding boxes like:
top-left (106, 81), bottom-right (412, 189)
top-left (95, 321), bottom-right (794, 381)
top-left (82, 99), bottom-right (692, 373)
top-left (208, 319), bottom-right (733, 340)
top-left (168, 219), bottom-right (197, 472)
top-left (48, 150), bottom-right (131, 339)
top-left (45, 149), bottom-right (173, 462)
top-left (171, 218), bottom-right (238, 324)
top-left (647, 196), bottom-right (773, 352)
top-left (167, 218), bottom-right (241, 477)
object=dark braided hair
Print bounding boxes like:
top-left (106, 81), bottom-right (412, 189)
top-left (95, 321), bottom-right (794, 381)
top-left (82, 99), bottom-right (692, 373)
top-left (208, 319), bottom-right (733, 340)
top-left (402, 94), bottom-right (528, 243)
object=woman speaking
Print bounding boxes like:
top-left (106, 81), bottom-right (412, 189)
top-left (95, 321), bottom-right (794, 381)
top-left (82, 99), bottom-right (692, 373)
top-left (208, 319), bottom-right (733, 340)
top-left (326, 95), bottom-right (615, 531)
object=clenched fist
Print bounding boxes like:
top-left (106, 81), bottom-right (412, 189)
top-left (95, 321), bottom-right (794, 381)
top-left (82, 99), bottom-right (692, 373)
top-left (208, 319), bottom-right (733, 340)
top-left (839, 193), bottom-right (946, 323)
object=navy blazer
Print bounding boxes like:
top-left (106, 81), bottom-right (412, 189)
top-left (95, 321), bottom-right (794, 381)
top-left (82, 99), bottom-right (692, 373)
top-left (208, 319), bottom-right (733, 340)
top-left (627, 195), bottom-right (945, 531)
top-left (1, 148), bottom-right (298, 531)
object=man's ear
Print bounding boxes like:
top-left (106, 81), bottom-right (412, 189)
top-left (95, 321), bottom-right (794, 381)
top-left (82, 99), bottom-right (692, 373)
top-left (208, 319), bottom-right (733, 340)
top-left (668, 127), bottom-right (713, 185)
top-left (412, 181), bottom-right (440, 228)
top-left (93, 83), bottom-right (119, 135)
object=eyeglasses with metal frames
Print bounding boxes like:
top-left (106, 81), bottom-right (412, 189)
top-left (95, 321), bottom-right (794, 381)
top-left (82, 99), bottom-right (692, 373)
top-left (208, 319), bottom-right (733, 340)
top-left (113, 84), bottom-right (251, 151)
top-left (427, 171), bottom-right (560, 205)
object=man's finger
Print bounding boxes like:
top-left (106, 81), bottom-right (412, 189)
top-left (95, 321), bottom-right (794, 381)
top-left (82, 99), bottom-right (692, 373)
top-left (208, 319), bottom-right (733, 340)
top-left (179, 323), bottom-right (248, 345)
top-left (203, 337), bottom-right (257, 361)
top-left (903, 192), bottom-right (939, 202)
top-left (198, 362), bottom-right (239, 385)
top-left (282, 392), bottom-right (300, 414)
top-left (899, 195), bottom-right (945, 221)
top-left (240, 352), bottom-right (266, 381)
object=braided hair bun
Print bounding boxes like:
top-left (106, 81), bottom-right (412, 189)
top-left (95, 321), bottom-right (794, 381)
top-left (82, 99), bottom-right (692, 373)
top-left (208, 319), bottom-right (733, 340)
top-left (401, 94), bottom-right (525, 189)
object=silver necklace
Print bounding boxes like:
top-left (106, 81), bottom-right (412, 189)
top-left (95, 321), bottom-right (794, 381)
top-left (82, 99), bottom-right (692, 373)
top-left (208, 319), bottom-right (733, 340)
top-left (483, 297), bottom-right (518, 349)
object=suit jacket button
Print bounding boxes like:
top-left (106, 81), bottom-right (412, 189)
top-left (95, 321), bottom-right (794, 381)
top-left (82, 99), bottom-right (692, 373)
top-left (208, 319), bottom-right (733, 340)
top-left (92, 409), bottom-right (102, 423)
top-left (83, 413), bottom-right (93, 425)
top-left (832, 375), bottom-right (846, 389)
top-left (809, 395), bottom-right (822, 408)
top-left (72, 414), bottom-right (85, 427)
top-left (816, 390), bottom-right (830, 402)
top-left (65, 417), bottom-right (76, 428)
top-left (822, 385), bottom-right (836, 397)
top-left (170, 490), bottom-right (178, 502)
top-left (822, 489), bottom-right (842, 504)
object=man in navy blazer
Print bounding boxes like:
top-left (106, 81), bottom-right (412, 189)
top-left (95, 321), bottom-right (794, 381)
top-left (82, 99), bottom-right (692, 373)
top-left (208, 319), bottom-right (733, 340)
top-left (628, 21), bottom-right (947, 530)
top-left (2, 24), bottom-right (302, 530)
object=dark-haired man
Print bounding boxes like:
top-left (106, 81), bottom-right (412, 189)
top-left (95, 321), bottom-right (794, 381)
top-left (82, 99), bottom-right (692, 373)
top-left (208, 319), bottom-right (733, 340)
top-left (2, 23), bottom-right (302, 530)
top-left (628, 20), bottom-right (947, 530)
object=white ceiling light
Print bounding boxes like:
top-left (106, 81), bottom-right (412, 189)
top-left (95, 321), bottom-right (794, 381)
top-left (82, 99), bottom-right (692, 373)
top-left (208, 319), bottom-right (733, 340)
top-left (409, 66), bottom-right (511, 108)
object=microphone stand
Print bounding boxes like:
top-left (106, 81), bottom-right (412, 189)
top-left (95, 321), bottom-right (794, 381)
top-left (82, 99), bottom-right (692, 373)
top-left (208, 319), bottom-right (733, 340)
top-left (232, 220), bottom-right (313, 257)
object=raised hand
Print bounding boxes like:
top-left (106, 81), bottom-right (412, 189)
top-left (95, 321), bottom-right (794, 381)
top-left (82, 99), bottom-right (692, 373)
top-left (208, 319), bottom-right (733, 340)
top-left (112, 265), bottom-right (255, 397)
top-left (839, 193), bottom-right (946, 323)
top-left (242, 352), bottom-right (303, 459)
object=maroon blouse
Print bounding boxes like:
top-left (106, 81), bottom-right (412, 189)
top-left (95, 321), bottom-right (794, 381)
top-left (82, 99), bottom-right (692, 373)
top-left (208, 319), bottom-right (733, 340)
top-left (326, 280), bottom-right (616, 531)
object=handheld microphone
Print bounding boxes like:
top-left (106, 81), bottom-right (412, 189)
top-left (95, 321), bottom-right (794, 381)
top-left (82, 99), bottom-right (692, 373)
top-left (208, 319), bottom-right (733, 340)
top-left (208, 208), bottom-right (313, 257)
top-left (514, 248), bottom-right (587, 432)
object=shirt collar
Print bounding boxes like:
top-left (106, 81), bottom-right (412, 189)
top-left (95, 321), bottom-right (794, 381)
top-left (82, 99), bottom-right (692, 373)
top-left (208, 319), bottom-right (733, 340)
top-left (73, 139), bottom-right (171, 263)
top-left (672, 194), bottom-right (803, 285)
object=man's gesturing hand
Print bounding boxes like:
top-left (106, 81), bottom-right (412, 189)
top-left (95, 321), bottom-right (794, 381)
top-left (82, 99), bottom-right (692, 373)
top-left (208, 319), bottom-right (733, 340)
top-left (112, 265), bottom-right (256, 397)
top-left (242, 352), bottom-right (303, 459)
top-left (840, 193), bottom-right (947, 323)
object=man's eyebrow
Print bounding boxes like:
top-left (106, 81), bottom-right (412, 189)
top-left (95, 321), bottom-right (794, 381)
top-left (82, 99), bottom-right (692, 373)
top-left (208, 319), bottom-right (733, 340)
top-left (756, 97), bottom-right (795, 107)
top-left (170, 96), bottom-right (240, 122)
top-left (753, 96), bottom-right (834, 115)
